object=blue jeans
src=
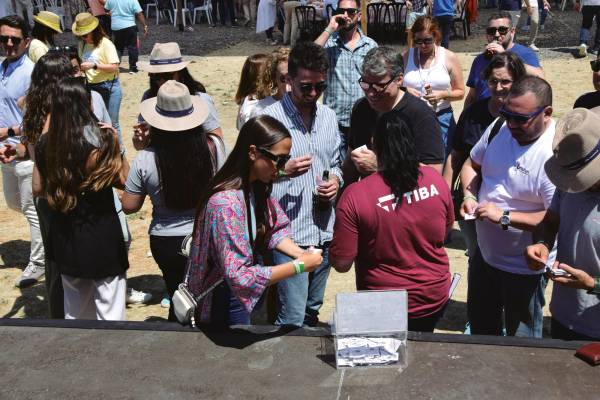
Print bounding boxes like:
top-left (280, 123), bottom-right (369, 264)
top-left (94, 79), bottom-right (123, 137)
top-left (434, 15), bottom-right (454, 49)
top-left (210, 282), bottom-right (252, 327)
top-left (467, 248), bottom-right (547, 338)
top-left (437, 107), bottom-right (456, 158)
top-left (273, 244), bottom-right (331, 327)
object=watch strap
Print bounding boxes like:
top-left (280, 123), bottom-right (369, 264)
top-left (588, 277), bottom-right (600, 295)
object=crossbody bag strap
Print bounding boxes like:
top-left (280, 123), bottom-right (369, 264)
top-left (487, 116), bottom-right (505, 146)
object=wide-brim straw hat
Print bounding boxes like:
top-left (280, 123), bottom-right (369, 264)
top-left (545, 106), bottom-right (600, 193)
top-left (72, 12), bottom-right (99, 36)
top-left (140, 80), bottom-right (208, 131)
top-left (137, 42), bottom-right (190, 73)
top-left (34, 11), bottom-right (63, 33)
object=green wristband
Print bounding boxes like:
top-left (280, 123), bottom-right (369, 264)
top-left (292, 260), bottom-right (305, 275)
top-left (463, 195), bottom-right (477, 202)
top-left (324, 27), bottom-right (334, 35)
top-left (587, 277), bottom-right (600, 295)
top-left (278, 169), bottom-right (286, 178)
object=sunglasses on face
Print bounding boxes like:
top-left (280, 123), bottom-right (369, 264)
top-left (414, 37), bottom-right (434, 45)
top-left (358, 76), bottom-right (396, 93)
top-left (499, 105), bottom-right (547, 124)
top-left (257, 147), bottom-right (291, 170)
top-left (48, 46), bottom-right (74, 54)
top-left (487, 78), bottom-right (513, 87)
top-left (335, 8), bottom-right (359, 16)
top-left (486, 26), bottom-right (510, 36)
top-left (0, 35), bottom-right (23, 46)
top-left (299, 81), bottom-right (327, 94)
top-left (591, 59), bottom-right (600, 72)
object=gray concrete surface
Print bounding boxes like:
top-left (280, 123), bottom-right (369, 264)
top-left (0, 324), bottom-right (598, 399)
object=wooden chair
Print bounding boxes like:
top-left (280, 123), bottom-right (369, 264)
top-left (295, 5), bottom-right (321, 42)
top-left (366, 3), bottom-right (386, 43)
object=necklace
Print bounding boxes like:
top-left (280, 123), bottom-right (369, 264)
top-left (416, 46), bottom-right (436, 93)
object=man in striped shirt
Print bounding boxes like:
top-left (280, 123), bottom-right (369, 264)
top-left (263, 42), bottom-right (343, 327)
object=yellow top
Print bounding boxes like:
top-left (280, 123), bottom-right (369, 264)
top-left (79, 37), bottom-right (120, 84)
top-left (28, 39), bottom-right (49, 63)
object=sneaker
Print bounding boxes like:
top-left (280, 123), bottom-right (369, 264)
top-left (266, 38), bottom-right (278, 46)
top-left (529, 43), bottom-right (540, 52)
top-left (521, 24), bottom-right (530, 32)
top-left (590, 48), bottom-right (599, 56)
top-left (579, 43), bottom-right (588, 58)
top-left (160, 294), bottom-right (170, 308)
top-left (126, 288), bottom-right (152, 304)
top-left (15, 264), bottom-right (45, 288)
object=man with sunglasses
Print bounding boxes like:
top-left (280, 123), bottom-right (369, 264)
top-left (344, 46), bottom-right (444, 186)
top-left (573, 56), bottom-right (600, 109)
top-left (314, 0), bottom-right (377, 158)
top-left (0, 15), bottom-right (46, 288)
top-left (263, 42), bottom-right (343, 328)
top-left (459, 76), bottom-right (556, 338)
top-left (464, 12), bottom-right (543, 108)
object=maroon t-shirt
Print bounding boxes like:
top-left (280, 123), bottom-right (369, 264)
top-left (331, 167), bottom-right (454, 318)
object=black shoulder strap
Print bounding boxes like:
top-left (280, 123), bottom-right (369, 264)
top-left (487, 116), bottom-right (505, 145)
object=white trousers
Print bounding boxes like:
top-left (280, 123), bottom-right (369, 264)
top-left (62, 274), bottom-right (127, 320)
top-left (1, 161), bottom-right (45, 268)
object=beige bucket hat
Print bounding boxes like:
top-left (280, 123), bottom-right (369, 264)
top-left (34, 11), bottom-right (63, 33)
top-left (140, 80), bottom-right (209, 131)
top-left (137, 42), bottom-right (190, 73)
top-left (72, 12), bottom-right (99, 36)
top-left (545, 107), bottom-right (600, 193)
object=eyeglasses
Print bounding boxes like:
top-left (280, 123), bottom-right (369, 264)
top-left (499, 105), bottom-right (547, 124)
top-left (299, 81), bottom-right (327, 94)
top-left (257, 147), bottom-right (291, 170)
top-left (0, 35), bottom-right (23, 46)
top-left (414, 37), bottom-right (434, 45)
top-left (486, 26), bottom-right (510, 36)
top-left (335, 8), bottom-right (359, 16)
top-left (150, 72), bottom-right (175, 81)
top-left (48, 46), bottom-right (75, 54)
top-left (591, 59), bottom-right (600, 72)
top-left (487, 78), bottom-right (513, 87)
top-left (358, 76), bottom-right (396, 93)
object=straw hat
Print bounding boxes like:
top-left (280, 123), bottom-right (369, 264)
top-left (137, 42), bottom-right (190, 73)
top-left (72, 12), bottom-right (99, 36)
top-left (140, 80), bottom-right (209, 131)
top-left (545, 107), bottom-right (600, 193)
top-left (34, 11), bottom-right (63, 33)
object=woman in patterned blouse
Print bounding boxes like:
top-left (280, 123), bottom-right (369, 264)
top-left (186, 115), bottom-right (323, 327)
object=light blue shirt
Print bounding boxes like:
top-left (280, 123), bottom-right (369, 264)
top-left (105, 0), bottom-right (142, 31)
top-left (0, 53), bottom-right (34, 145)
top-left (262, 93), bottom-right (343, 246)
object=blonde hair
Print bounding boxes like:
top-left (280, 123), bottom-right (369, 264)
top-left (234, 53), bottom-right (270, 104)
top-left (258, 47), bottom-right (291, 96)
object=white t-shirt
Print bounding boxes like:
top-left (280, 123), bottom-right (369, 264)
top-left (237, 96), bottom-right (260, 130)
top-left (470, 118), bottom-right (557, 275)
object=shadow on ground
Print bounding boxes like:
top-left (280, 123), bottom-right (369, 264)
top-left (0, 240), bottom-right (30, 270)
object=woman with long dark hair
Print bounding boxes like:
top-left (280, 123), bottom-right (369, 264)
top-left (331, 112), bottom-right (454, 332)
top-left (122, 80), bottom-right (226, 321)
top-left (28, 11), bottom-right (63, 63)
top-left (185, 115), bottom-right (323, 327)
top-left (72, 12), bottom-right (123, 136)
top-left (32, 77), bottom-right (130, 320)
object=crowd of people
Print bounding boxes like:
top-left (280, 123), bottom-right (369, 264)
top-left (0, 2), bottom-right (599, 342)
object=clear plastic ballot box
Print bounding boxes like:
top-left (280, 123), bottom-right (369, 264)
top-left (331, 290), bottom-right (408, 369)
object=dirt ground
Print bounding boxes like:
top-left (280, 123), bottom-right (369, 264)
top-left (0, 8), bottom-right (594, 334)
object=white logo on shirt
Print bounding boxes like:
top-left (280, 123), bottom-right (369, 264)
top-left (376, 184), bottom-right (440, 211)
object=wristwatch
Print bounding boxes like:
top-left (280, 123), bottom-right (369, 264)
top-left (7, 127), bottom-right (15, 137)
top-left (500, 210), bottom-right (510, 231)
top-left (587, 277), bottom-right (600, 295)
top-left (93, 63), bottom-right (98, 70)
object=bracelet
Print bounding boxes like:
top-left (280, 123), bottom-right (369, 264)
top-left (463, 194), bottom-right (477, 202)
top-left (536, 240), bottom-right (551, 250)
top-left (292, 260), bottom-right (305, 275)
top-left (587, 277), bottom-right (600, 295)
top-left (446, 88), bottom-right (452, 98)
top-left (277, 169), bottom-right (286, 178)
top-left (324, 27), bottom-right (334, 36)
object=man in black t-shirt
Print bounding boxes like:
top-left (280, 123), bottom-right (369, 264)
top-left (574, 57), bottom-right (600, 109)
top-left (344, 46), bottom-right (444, 186)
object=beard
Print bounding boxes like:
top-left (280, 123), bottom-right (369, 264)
top-left (339, 20), bottom-right (358, 33)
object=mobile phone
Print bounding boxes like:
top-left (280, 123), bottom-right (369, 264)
top-left (322, 170), bottom-right (329, 182)
top-left (545, 266), bottom-right (573, 278)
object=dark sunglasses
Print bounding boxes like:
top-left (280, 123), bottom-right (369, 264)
top-left (48, 46), bottom-right (75, 54)
top-left (591, 59), bottom-right (600, 72)
top-left (499, 105), bottom-right (547, 124)
top-left (0, 35), bottom-right (23, 46)
top-left (299, 81), bottom-right (327, 94)
top-left (414, 37), bottom-right (434, 45)
top-left (358, 75), bottom-right (396, 93)
top-left (257, 147), bottom-right (291, 170)
top-left (150, 72), bottom-right (175, 81)
top-left (335, 7), bottom-right (358, 16)
top-left (486, 26), bottom-right (510, 36)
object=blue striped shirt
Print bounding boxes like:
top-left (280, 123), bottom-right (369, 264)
top-left (323, 30), bottom-right (378, 128)
top-left (0, 53), bottom-right (33, 146)
top-left (263, 93), bottom-right (343, 246)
